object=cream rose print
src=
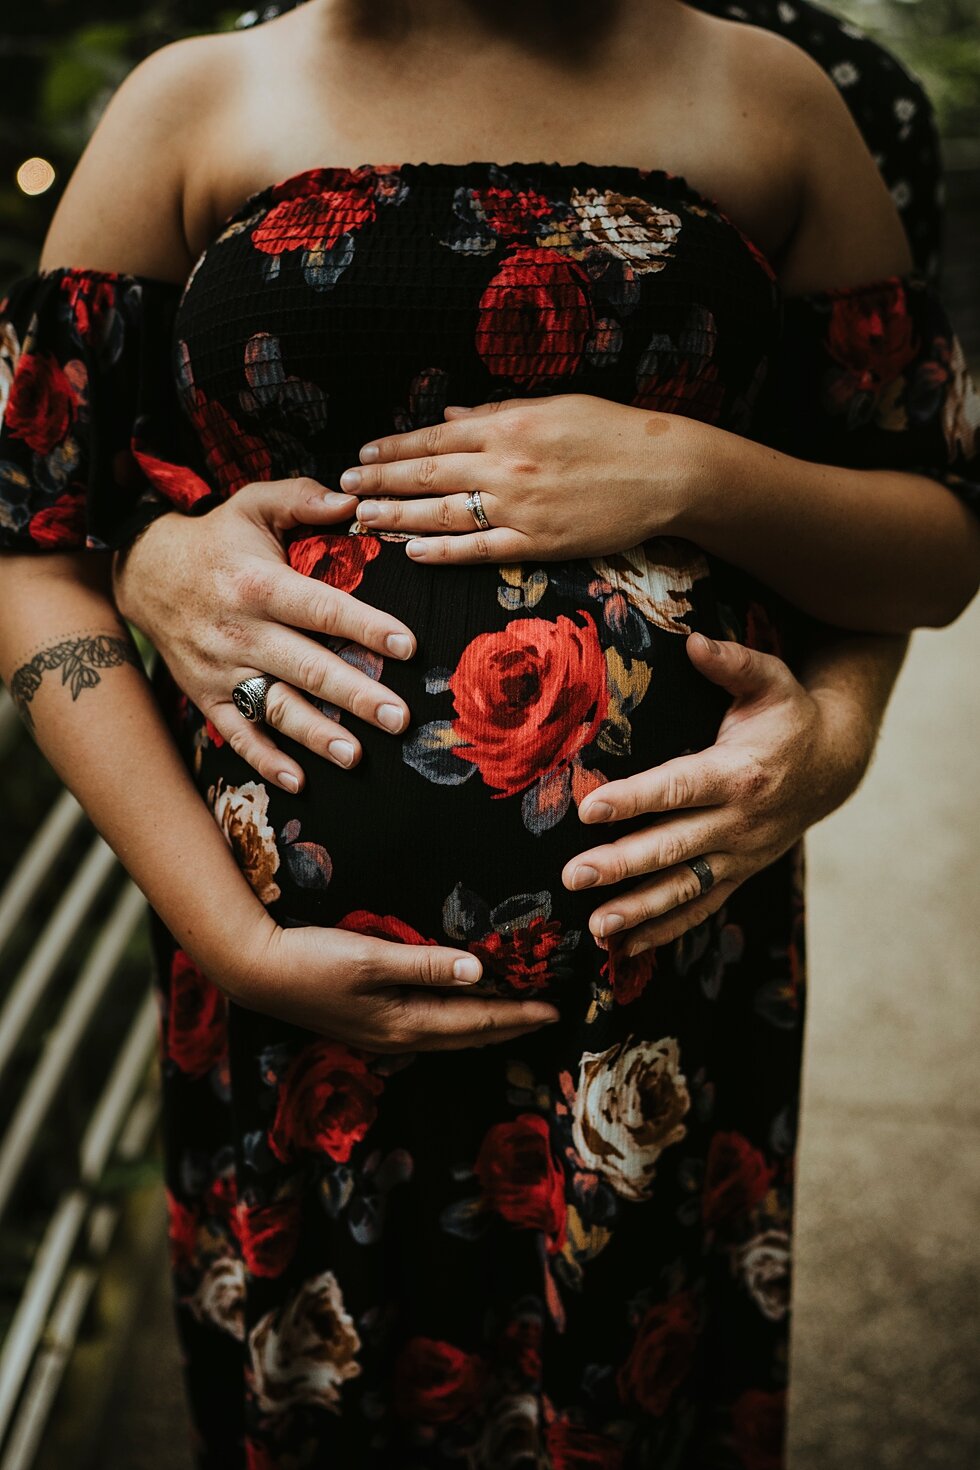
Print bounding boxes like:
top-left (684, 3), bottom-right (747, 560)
top-left (208, 777), bottom-right (282, 904)
top-left (570, 1036), bottom-right (691, 1203)
top-left (183, 1255), bottom-right (246, 1342)
top-left (570, 188), bottom-right (682, 273)
top-left (247, 1270), bottom-right (362, 1416)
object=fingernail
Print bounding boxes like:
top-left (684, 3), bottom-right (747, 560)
top-left (385, 632), bottom-right (413, 658)
top-left (445, 404), bottom-right (472, 414)
top-left (571, 865), bottom-right (599, 889)
top-left (377, 703), bottom-right (406, 732)
top-left (339, 468), bottom-right (362, 490)
top-left (701, 635), bottom-right (722, 655)
top-left (357, 501), bottom-right (380, 521)
top-left (278, 771), bottom-right (300, 793)
top-left (582, 800), bottom-right (613, 823)
top-left (328, 740), bottom-right (355, 767)
top-left (323, 491), bottom-right (357, 506)
top-left (406, 539), bottom-right (426, 558)
top-left (599, 914), bottom-right (625, 937)
top-left (453, 956), bottom-right (481, 982)
top-left (626, 939), bottom-right (651, 958)
top-left (359, 444), bottom-right (380, 462)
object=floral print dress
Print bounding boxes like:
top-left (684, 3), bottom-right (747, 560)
top-left (1, 51), bottom-right (979, 1470)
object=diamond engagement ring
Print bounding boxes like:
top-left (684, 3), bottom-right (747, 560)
top-left (232, 674), bottom-right (278, 723)
top-left (686, 857), bottom-right (715, 895)
top-left (463, 489), bottom-right (491, 531)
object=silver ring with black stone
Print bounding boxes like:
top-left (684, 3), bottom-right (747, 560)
top-left (232, 673), bottom-right (278, 724)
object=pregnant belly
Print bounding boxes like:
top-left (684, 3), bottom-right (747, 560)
top-left (178, 530), bottom-right (737, 1003)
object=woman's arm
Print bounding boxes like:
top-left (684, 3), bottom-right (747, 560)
top-left (0, 552), bottom-right (279, 976)
top-left (673, 419), bottom-right (980, 632)
top-left (0, 552), bottom-right (562, 1048)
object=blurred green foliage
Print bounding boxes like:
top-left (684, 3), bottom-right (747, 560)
top-left (831, 0), bottom-right (980, 142)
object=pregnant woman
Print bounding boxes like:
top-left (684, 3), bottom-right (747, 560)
top-left (2, 1), bottom-right (979, 1466)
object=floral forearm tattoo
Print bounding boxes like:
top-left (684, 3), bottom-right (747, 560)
top-left (10, 632), bottom-right (142, 730)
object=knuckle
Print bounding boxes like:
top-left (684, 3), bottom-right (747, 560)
top-left (732, 644), bottom-right (754, 676)
top-left (293, 476), bottom-right (322, 499)
top-left (663, 771), bottom-right (694, 810)
top-left (226, 725), bottom-right (252, 760)
top-left (472, 533), bottom-right (493, 562)
top-left (235, 566), bottom-right (274, 608)
top-left (738, 754), bottom-right (769, 800)
top-left (302, 717), bottom-right (327, 751)
top-left (437, 498), bottom-right (456, 530)
top-left (416, 456), bottom-right (439, 489)
top-left (262, 685), bottom-right (287, 728)
top-left (658, 833), bottom-right (688, 870)
top-left (498, 406), bottom-right (530, 437)
top-left (295, 650), bottom-right (328, 695)
top-left (410, 949), bottom-right (437, 986)
top-left (419, 424), bottom-right (445, 456)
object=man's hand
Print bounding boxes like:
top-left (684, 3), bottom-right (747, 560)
top-left (112, 479), bottom-right (419, 792)
top-left (567, 632), bottom-right (878, 953)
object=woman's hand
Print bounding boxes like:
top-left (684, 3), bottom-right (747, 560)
top-left (222, 914), bottom-right (559, 1053)
top-left (567, 632), bottom-right (877, 953)
top-left (112, 478), bottom-right (419, 793)
top-left (341, 394), bottom-right (702, 562)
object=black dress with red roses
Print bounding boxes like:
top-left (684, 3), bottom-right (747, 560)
top-left (1, 157), bottom-right (978, 1470)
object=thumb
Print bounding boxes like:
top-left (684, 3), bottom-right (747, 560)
top-left (236, 477), bottom-right (359, 535)
top-left (686, 631), bottom-right (795, 701)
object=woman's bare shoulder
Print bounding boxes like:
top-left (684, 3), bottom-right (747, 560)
top-left (715, 18), bottom-right (914, 294)
top-left (38, 30), bottom-right (250, 284)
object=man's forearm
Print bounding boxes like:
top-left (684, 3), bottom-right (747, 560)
top-left (0, 552), bottom-right (274, 985)
top-left (675, 422), bottom-right (979, 634)
top-left (796, 624), bottom-right (909, 810)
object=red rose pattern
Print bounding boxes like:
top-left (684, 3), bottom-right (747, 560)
top-left (165, 1188), bottom-right (198, 1275)
top-left (233, 1195), bottom-right (303, 1279)
top-left (615, 1288), bottom-right (700, 1415)
top-left (4, 349), bottom-right (77, 453)
top-left (268, 1041), bottom-right (384, 1165)
top-left (474, 1112), bottom-right (567, 1253)
top-left (287, 532), bottom-right (380, 592)
top-left (471, 915), bottom-right (566, 991)
top-left (27, 491), bottom-right (86, 547)
top-left (730, 1388), bottom-right (787, 1470)
top-left (827, 282), bottom-right (918, 391)
top-left (392, 1337), bottom-right (487, 1423)
top-left (251, 172), bottom-right (378, 256)
top-left (475, 245), bottom-right (594, 386)
top-left (702, 1131), bottom-right (777, 1234)
top-left (449, 611), bottom-right (608, 796)
top-left (166, 948), bottom-right (228, 1079)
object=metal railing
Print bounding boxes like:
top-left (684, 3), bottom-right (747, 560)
top-left (0, 688), bottom-right (159, 1470)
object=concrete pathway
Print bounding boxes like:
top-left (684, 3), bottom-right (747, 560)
top-left (96, 601), bottom-right (980, 1469)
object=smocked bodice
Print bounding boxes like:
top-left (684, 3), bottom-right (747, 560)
top-left (169, 160), bottom-right (781, 496)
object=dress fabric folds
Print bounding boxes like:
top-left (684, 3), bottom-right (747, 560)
top-left (0, 155), bottom-right (977, 1470)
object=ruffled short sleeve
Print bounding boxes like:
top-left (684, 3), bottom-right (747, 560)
top-left (0, 265), bottom-right (211, 552)
top-left (753, 273), bottom-right (980, 520)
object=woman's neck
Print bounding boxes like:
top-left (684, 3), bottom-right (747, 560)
top-left (325, 0), bottom-right (668, 62)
